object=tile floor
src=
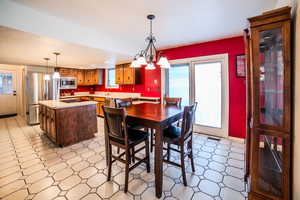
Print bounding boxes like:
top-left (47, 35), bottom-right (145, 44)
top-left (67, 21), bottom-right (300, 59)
top-left (0, 116), bottom-right (247, 200)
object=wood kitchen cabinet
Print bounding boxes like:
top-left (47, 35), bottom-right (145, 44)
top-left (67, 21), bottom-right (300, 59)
top-left (84, 70), bottom-right (94, 85)
top-left (115, 63), bottom-right (140, 85)
top-left (57, 68), bottom-right (104, 86)
top-left (39, 103), bottom-right (97, 147)
top-left (77, 70), bottom-right (85, 85)
top-left (115, 64), bottom-right (124, 84)
top-left (58, 68), bottom-right (77, 77)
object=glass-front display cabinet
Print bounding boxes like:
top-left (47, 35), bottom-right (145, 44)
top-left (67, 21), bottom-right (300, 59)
top-left (245, 7), bottom-right (292, 200)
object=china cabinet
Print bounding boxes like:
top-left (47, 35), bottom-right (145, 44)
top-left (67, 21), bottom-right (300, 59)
top-left (245, 7), bottom-right (292, 200)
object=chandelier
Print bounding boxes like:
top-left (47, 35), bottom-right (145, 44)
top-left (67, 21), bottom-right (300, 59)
top-left (131, 14), bottom-right (170, 70)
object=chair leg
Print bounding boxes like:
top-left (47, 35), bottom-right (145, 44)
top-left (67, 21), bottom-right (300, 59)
top-left (131, 147), bottom-right (135, 163)
top-left (189, 140), bottom-right (195, 173)
top-left (107, 144), bottom-right (112, 181)
top-left (117, 147), bottom-right (120, 154)
top-left (124, 149), bottom-right (130, 193)
top-left (167, 143), bottom-right (171, 161)
top-left (145, 139), bottom-right (150, 173)
top-left (180, 144), bottom-right (187, 186)
top-left (150, 129), bottom-right (154, 152)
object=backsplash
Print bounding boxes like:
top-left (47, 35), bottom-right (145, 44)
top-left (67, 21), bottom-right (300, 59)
top-left (60, 66), bottom-right (161, 97)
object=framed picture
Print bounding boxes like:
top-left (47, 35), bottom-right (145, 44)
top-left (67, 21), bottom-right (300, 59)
top-left (236, 54), bottom-right (246, 77)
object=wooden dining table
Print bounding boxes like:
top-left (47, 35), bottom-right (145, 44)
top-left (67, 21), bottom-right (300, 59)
top-left (104, 103), bottom-right (184, 198)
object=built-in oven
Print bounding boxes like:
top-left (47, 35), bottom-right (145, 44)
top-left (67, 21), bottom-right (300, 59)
top-left (60, 77), bottom-right (77, 89)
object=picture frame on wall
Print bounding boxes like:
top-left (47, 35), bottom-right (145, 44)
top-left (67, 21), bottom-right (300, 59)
top-left (236, 54), bottom-right (246, 77)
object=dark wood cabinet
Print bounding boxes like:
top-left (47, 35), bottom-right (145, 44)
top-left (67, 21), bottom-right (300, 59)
top-left (245, 7), bottom-right (292, 200)
top-left (39, 104), bottom-right (97, 146)
top-left (115, 63), bottom-right (141, 85)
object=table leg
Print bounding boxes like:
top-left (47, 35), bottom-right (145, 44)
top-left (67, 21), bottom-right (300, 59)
top-left (155, 126), bottom-right (163, 198)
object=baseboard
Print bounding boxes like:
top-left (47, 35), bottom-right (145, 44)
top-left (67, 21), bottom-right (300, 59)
top-left (227, 136), bottom-right (245, 144)
top-left (0, 113), bottom-right (17, 119)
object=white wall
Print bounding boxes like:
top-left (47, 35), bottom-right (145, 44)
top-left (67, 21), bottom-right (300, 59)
top-left (293, 0), bottom-right (300, 199)
top-left (0, 64), bottom-right (25, 116)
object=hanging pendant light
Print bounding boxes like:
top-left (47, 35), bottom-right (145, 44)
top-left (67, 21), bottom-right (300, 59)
top-left (52, 52), bottom-right (60, 79)
top-left (131, 14), bottom-right (170, 69)
top-left (43, 57), bottom-right (50, 80)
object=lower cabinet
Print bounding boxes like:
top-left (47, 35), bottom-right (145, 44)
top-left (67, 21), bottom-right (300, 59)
top-left (39, 104), bottom-right (97, 147)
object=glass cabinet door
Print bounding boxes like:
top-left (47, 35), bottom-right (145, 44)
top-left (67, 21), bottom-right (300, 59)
top-left (258, 27), bottom-right (284, 127)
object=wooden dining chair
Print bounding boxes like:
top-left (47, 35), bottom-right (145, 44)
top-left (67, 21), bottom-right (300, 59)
top-left (162, 103), bottom-right (197, 186)
top-left (103, 106), bottom-right (150, 193)
top-left (115, 98), bottom-right (133, 108)
top-left (164, 97), bottom-right (182, 107)
top-left (115, 98), bottom-right (147, 159)
top-left (150, 97), bottom-right (183, 152)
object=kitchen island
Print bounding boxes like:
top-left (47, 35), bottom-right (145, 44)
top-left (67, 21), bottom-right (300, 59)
top-left (39, 100), bottom-right (98, 147)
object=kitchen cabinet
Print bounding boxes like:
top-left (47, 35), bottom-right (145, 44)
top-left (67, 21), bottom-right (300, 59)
top-left (84, 70), bottom-right (94, 85)
top-left (77, 70), bottom-right (85, 85)
top-left (58, 68), bottom-right (77, 77)
top-left (115, 64), bottom-right (124, 84)
top-left (245, 7), bottom-right (292, 200)
top-left (39, 103), bottom-right (97, 146)
top-left (115, 63), bottom-right (141, 85)
top-left (57, 68), bottom-right (104, 86)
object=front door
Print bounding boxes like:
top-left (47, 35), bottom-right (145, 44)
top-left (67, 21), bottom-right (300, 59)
top-left (0, 70), bottom-right (17, 116)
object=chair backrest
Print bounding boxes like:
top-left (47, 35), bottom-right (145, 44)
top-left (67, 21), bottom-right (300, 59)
top-left (165, 97), bottom-right (182, 106)
top-left (102, 106), bottom-right (128, 143)
top-left (181, 103), bottom-right (197, 139)
top-left (115, 98), bottom-right (133, 108)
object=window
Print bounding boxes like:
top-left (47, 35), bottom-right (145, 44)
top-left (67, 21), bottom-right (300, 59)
top-left (0, 73), bottom-right (13, 95)
top-left (165, 64), bottom-right (190, 106)
top-left (106, 69), bottom-right (118, 88)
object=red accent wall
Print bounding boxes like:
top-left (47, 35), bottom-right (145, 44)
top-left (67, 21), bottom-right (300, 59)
top-left (160, 36), bottom-right (246, 139)
top-left (94, 67), bottom-right (161, 97)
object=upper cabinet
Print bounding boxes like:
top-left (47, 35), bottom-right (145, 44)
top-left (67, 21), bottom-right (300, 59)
top-left (58, 68), bottom-right (104, 86)
top-left (115, 63), bottom-right (141, 85)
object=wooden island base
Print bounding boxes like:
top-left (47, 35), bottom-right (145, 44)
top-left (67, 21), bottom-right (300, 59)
top-left (39, 103), bottom-right (97, 147)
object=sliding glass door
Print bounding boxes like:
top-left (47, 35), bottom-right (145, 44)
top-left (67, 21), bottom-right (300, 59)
top-left (165, 54), bottom-right (229, 137)
top-left (165, 64), bottom-right (190, 106)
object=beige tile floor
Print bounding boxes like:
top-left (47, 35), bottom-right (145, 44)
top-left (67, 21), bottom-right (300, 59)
top-left (0, 116), bottom-right (247, 200)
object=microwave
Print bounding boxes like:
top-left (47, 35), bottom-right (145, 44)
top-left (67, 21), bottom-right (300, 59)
top-left (60, 77), bottom-right (77, 89)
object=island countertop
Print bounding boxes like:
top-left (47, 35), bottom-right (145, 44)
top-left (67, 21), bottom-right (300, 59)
top-left (39, 100), bottom-right (97, 109)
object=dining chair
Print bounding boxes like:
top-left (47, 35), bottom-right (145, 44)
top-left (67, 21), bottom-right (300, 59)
top-left (102, 106), bottom-right (150, 193)
top-left (115, 98), bottom-right (133, 108)
top-left (164, 97), bottom-right (182, 107)
top-left (150, 97), bottom-right (183, 152)
top-left (162, 103), bottom-right (197, 186)
top-left (115, 98), bottom-right (148, 160)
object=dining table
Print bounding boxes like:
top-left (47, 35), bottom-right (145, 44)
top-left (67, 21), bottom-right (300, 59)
top-left (104, 102), bottom-right (184, 198)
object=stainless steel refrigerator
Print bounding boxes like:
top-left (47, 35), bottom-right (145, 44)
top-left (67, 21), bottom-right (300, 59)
top-left (26, 72), bottom-right (60, 125)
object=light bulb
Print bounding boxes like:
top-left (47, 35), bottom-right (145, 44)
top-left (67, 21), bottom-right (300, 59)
top-left (52, 72), bottom-right (60, 79)
top-left (145, 63), bottom-right (155, 70)
top-left (130, 59), bottom-right (141, 68)
top-left (157, 56), bottom-right (170, 68)
top-left (137, 56), bottom-right (147, 65)
top-left (44, 74), bottom-right (50, 80)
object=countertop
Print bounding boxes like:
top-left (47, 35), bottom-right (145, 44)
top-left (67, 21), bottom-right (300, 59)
top-left (39, 100), bottom-right (97, 109)
top-left (60, 93), bottom-right (160, 101)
